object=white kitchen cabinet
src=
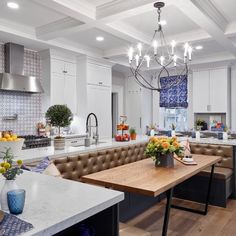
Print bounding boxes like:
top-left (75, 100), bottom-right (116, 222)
top-left (193, 70), bottom-right (210, 113)
top-left (40, 50), bottom-right (77, 114)
top-left (87, 63), bottom-right (111, 87)
top-left (126, 77), bottom-right (152, 135)
top-left (193, 67), bottom-right (230, 113)
top-left (87, 85), bottom-right (112, 139)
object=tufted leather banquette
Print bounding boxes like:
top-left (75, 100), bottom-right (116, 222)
top-left (54, 143), bottom-right (147, 181)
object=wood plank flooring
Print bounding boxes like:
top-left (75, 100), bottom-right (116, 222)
top-left (125, 198), bottom-right (236, 236)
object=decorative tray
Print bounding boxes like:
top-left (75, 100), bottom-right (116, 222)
top-left (174, 155), bottom-right (197, 165)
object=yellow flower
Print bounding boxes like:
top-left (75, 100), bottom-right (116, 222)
top-left (0, 167), bottom-right (6, 174)
top-left (0, 163), bottom-right (4, 167)
top-left (17, 160), bottom-right (23, 166)
top-left (3, 162), bottom-right (10, 169)
top-left (173, 141), bottom-right (180, 148)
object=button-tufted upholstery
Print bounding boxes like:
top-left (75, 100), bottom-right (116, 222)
top-left (190, 143), bottom-right (233, 169)
top-left (54, 142), bottom-right (147, 181)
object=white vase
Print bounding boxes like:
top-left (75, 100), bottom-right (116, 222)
top-left (223, 132), bottom-right (228, 140)
top-left (171, 130), bottom-right (176, 137)
top-left (0, 179), bottom-right (18, 211)
top-left (196, 131), bottom-right (201, 141)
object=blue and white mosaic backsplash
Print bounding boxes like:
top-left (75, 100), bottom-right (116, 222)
top-left (0, 44), bottom-right (42, 135)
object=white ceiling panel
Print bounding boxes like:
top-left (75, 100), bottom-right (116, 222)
top-left (65, 28), bottom-right (130, 50)
top-left (0, 0), bottom-right (66, 27)
top-left (122, 5), bottom-right (201, 37)
top-left (211, 0), bottom-right (236, 22)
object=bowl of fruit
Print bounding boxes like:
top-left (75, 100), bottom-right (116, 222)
top-left (0, 132), bottom-right (24, 158)
top-left (115, 134), bottom-right (130, 142)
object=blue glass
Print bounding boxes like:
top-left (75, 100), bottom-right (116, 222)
top-left (7, 189), bottom-right (25, 215)
top-left (167, 130), bottom-right (172, 137)
top-left (218, 132), bottom-right (223, 140)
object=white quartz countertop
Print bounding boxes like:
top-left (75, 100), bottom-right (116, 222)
top-left (181, 137), bottom-right (236, 146)
top-left (0, 171), bottom-right (124, 236)
top-left (18, 136), bottom-right (149, 163)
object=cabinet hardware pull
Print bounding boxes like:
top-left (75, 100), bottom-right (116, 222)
top-left (99, 82), bottom-right (103, 85)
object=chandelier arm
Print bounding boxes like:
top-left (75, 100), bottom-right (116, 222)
top-left (135, 70), bottom-right (156, 89)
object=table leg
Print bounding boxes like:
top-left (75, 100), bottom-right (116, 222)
top-left (171, 164), bottom-right (215, 215)
top-left (162, 188), bottom-right (174, 236)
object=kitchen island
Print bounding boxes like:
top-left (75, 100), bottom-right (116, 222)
top-left (0, 171), bottom-right (124, 236)
top-left (17, 136), bottom-right (149, 163)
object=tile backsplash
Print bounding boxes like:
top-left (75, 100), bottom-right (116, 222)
top-left (0, 44), bottom-right (42, 135)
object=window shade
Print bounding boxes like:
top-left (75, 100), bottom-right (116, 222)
top-left (159, 75), bottom-right (188, 108)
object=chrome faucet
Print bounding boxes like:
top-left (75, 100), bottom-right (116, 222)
top-left (86, 113), bottom-right (99, 145)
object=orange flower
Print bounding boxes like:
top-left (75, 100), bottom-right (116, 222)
top-left (162, 142), bottom-right (170, 149)
top-left (173, 141), bottom-right (179, 148)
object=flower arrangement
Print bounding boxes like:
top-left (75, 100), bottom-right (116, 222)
top-left (0, 148), bottom-right (23, 180)
top-left (145, 136), bottom-right (184, 161)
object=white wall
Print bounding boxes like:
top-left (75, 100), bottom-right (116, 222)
top-left (112, 70), bottom-right (126, 116)
top-left (231, 66), bottom-right (236, 131)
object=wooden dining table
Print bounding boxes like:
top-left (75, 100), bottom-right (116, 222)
top-left (82, 154), bottom-right (222, 236)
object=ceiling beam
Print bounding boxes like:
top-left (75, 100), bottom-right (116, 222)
top-left (33, 0), bottom-right (96, 23)
top-left (173, 0), bottom-right (236, 56)
top-left (36, 17), bottom-right (84, 40)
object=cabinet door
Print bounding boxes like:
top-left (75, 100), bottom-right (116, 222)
top-left (51, 73), bottom-right (65, 106)
top-left (87, 85), bottom-right (112, 139)
top-left (193, 70), bottom-right (210, 112)
top-left (51, 58), bottom-right (65, 75)
top-left (209, 68), bottom-right (228, 112)
top-left (64, 75), bottom-right (77, 114)
top-left (87, 63), bottom-right (111, 87)
top-left (64, 62), bottom-right (76, 77)
top-left (126, 78), bottom-right (142, 134)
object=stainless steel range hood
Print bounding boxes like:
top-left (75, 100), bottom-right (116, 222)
top-left (0, 43), bottom-right (44, 93)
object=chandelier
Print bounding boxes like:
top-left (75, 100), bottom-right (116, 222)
top-left (128, 2), bottom-right (192, 92)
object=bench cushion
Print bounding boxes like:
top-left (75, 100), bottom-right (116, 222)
top-left (198, 166), bottom-right (233, 180)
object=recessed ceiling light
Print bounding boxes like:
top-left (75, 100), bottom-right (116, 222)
top-left (96, 36), bottom-right (104, 42)
top-left (195, 45), bottom-right (203, 50)
top-left (7, 2), bottom-right (19, 9)
top-left (158, 20), bottom-right (167, 26)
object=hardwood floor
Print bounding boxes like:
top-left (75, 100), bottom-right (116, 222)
top-left (126, 198), bottom-right (236, 236)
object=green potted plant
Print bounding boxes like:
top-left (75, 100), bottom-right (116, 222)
top-left (129, 127), bottom-right (137, 140)
top-left (46, 105), bottom-right (73, 150)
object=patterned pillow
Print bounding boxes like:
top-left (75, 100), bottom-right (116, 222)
top-left (31, 157), bottom-right (50, 173)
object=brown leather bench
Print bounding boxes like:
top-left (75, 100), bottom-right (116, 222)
top-left (174, 143), bottom-right (234, 207)
top-left (54, 142), bottom-right (147, 182)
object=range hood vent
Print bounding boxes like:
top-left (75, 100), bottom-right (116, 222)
top-left (0, 43), bottom-right (44, 93)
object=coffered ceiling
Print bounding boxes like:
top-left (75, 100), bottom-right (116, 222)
top-left (0, 0), bottom-right (236, 68)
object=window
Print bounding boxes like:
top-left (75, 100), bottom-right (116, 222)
top-left (164, 108), bottom-right (188, 131)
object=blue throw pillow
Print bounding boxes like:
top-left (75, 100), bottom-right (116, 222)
top-left (31, 157), bottom-right (50, 173)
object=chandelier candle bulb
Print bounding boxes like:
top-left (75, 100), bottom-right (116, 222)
top-left (135, 54), bottom-right (139, 67)
top-left (128, 47), bottom-right (133, 63)
top-left (137, 43), bottom-right (142, 56)
top-left (171, 40), bottom-right (176, 55)
top-left (188, 46), bottom-right (192, 61)
top-left (160, 56), bottom-right (164, 66)
top-left (153, 40), bottom-right (158, 55)
top-left (173, 55), bottom-right (177, 66)
top-left (145, 55), bottom-right (151, 68)
top-left (184, 43), bottom-right (189, 57)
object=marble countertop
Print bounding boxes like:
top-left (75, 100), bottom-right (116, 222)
top-left (0, 171), bottom-right (124, 236)
top-left (17, 136), bottom-right (149, 163)
top-left (181, 137), bottom-right (236, 146)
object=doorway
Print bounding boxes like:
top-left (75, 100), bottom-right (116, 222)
top-left (112, 92), bottom-right (118, 137)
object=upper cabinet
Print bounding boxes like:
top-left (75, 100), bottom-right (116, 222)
top-left (40, 50), bottom-right (77, 114)
top-left (87, 63), bottom-right (111, 87)
top-left (193, 67), bottom-right (230, 113)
